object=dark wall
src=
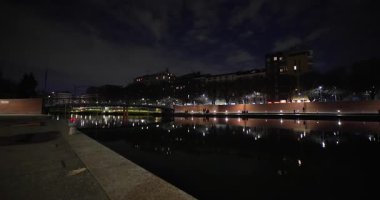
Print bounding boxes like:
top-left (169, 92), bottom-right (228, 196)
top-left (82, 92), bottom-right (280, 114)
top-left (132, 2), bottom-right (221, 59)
top-left (0, 98), bottom-right (42, 114)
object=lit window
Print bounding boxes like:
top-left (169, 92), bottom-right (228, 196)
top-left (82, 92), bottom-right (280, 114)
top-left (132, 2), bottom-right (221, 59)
top-left (273, 57), bottom-right (277, 61)
top-left (294, 65), bottom-right (297, 71)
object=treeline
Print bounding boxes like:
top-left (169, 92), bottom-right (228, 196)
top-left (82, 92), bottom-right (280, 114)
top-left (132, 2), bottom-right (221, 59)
top-left (0, 72), bottom-right (38, 98)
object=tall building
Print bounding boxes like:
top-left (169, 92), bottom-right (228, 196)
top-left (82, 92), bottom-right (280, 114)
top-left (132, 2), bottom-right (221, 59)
top-left (266, 50), bottom-right (313, 100)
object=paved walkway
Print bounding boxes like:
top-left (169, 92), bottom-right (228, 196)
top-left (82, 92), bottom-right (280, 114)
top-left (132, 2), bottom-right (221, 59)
top-left (0, 116), bottom-right (195, 200)
top-left (0, 116), bottom-right (109, 200)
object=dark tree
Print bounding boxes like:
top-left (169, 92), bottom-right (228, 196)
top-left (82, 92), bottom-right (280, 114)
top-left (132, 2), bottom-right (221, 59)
top-left (18, 73), bottom-right (38, 98)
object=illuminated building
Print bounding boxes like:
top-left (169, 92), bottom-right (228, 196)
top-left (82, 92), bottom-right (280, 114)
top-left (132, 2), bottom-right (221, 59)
top-left (266, 50), bottom-right (313, 100)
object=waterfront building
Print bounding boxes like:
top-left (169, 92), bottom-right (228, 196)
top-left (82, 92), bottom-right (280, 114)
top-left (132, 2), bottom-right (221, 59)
top-left (266, 50), bottom-right (313, 100)
top-left (134, 69), bottom-right (175, 85)
top-left (204, 69), bottom-right (265, 83)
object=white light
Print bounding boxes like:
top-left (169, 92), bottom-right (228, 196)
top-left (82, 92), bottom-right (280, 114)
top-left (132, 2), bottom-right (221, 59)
top-left (294, 65), bottom-right (297, 70)
top-left (156, 124), bottom-right (159, 128)
top-left (337, 110), bottom-right (341, 113)
top-left (298, 159), bottom-right (302, 166)
top-left (322, 141), bottom-right (326, 148)
top-left (338, 121), bottom-right (342, 126)
top-left (225, 117), bottom-right (229, 122)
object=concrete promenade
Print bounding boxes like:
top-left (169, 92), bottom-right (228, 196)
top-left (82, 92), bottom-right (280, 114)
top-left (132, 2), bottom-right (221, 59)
top-left (0, 115), bottom-right (195, 200)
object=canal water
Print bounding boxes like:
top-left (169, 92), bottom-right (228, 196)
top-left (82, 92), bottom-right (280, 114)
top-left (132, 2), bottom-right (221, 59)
top-left (74, 115), bottom-right (380, 199)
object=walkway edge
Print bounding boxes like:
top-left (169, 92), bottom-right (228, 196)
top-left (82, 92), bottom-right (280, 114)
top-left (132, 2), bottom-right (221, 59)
top-left (57, 121), bottom-right (196, 200)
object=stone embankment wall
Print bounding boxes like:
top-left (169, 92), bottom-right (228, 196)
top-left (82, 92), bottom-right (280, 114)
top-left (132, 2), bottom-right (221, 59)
top-left (175, 100), bottom-right (380, 114)
top-left (0, 98), bottom-right (42, 114)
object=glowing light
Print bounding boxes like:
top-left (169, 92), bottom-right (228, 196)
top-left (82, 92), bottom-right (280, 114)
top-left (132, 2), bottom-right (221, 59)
top-left (338, 121), bottom-right (342, 126)
top-left (337, 110), bottom-right (341, 113)
top-left (156, 124), bottom-right (159, 128)
top-left (322, 141), bottom-right (326, 148)
top-left (225, 117), bottom-right (229, 122)
top-left (298, 159), bottom-right (302, 166)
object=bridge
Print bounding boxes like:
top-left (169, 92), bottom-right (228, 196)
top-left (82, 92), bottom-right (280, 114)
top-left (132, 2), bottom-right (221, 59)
top-left (44, 98), bottom-right (174, 115)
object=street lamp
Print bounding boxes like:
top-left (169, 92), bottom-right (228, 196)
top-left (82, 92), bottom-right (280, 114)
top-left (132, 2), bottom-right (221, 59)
top-left (318, 86), bottom-right (323, 102)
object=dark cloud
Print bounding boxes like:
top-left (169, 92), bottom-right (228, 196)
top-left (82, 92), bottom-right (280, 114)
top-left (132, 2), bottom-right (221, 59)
top-left (1, 0), bottom-right (379, 91)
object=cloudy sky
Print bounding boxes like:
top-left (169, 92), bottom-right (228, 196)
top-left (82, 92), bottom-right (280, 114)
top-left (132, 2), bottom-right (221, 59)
top-left (1, 0), bottom-right (379, 91)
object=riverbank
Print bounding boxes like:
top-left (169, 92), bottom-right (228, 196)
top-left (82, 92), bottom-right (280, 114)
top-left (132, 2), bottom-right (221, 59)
top-left (0, 115), bottom-right (194, 200)
top-left (174, 112), bottom-right (380, 121)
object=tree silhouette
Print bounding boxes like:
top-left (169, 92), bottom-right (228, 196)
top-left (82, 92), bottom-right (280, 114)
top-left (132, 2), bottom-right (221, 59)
top-left (18, 73), bottom-right (38, 98)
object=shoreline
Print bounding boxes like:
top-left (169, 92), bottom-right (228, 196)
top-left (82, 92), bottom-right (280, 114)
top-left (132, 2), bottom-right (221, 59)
top-left (174, 112), bottom-right (380, 121)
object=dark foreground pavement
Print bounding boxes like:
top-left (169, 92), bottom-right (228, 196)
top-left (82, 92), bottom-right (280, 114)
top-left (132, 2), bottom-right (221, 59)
top-left (0, 115), bottom-right (194, 200)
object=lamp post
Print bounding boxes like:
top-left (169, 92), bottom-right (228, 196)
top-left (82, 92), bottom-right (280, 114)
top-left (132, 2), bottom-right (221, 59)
top-left (318, 86), bottom-right (323, 102)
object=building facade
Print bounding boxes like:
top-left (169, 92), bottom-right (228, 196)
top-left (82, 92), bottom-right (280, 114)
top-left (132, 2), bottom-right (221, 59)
top-left (134, 69), bottom-right (175, 85)
top-left (266, 50), bottom-right (313, 100)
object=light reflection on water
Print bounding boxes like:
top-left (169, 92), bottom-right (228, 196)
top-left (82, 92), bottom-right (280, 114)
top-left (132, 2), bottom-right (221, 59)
top-left (76, 114), bottom-right (380, 199)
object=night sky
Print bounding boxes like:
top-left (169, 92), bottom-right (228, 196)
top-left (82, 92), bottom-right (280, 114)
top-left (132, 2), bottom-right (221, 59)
top-left (1, 0), bottom-right (379, 92)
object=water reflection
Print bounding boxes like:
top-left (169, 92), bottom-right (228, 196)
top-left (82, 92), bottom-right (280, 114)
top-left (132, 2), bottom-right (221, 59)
top-left (73, 115), bottom-right (380, 149)
top-left (77, 115), bottom-right (380, 199)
